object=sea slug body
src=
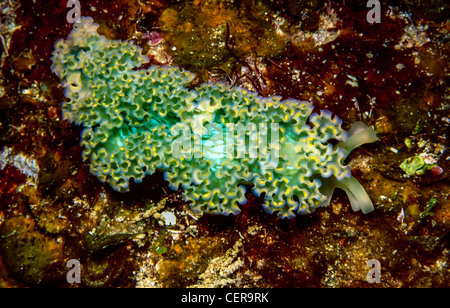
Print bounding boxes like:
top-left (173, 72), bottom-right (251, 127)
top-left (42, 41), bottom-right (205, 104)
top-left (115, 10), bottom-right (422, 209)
top-left (51, 17), bottom-right (379, 218)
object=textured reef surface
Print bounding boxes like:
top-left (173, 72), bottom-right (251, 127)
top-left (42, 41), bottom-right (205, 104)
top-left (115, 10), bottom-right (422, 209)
top-left (0, 0), bottom-right (449, 288)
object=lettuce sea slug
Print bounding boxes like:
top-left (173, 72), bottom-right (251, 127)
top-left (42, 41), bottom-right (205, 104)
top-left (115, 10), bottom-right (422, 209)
top-left (51, 17), bottom-right (379, 218)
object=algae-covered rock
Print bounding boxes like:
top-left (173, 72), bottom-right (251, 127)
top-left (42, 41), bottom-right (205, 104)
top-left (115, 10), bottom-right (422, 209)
top-left (159, 0), bottom-right (287, 73)
top-left (0, 216), bottom-right (66, 284)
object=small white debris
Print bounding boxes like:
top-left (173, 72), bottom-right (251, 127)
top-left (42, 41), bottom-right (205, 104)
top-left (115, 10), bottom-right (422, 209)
top-left (396, 63), bottom-right (405, 70)
top-left (389, 147), bottom-right (398, 154)
top-left (397, 208), bottom-right (405, 223)
top-left (345, 74), bottom-right (358, 87)
top-left (161, 211), bottom-right (176, 226)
